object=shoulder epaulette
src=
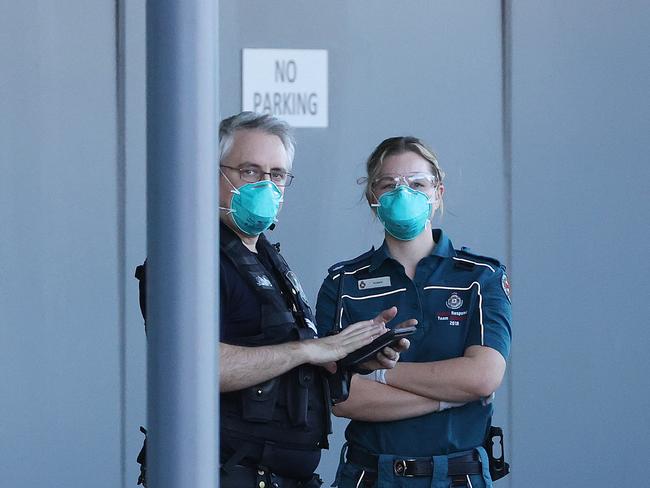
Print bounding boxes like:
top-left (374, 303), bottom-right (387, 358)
top-left (327, 247), bottom-right (375, 276)
top-left (454, 247), bottom-right (503, 272)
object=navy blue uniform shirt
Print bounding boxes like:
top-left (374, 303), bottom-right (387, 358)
top-left (219, 223), bottom-right (322, 473)
top-left (316, 229), bottom-right (512, 456)
top-left (219, 234), bottom-right (281, 342)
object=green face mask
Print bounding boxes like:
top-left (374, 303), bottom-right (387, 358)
top-left (224, 179), bottom-right (283, 236)
top-left (374, 185), bottom-right (432, 240)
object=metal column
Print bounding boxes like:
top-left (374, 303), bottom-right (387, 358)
top-left (146, 1), bottom-right (219, 487)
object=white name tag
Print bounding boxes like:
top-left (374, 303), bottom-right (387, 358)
top-left (358, 276), bottom-right (391, 290)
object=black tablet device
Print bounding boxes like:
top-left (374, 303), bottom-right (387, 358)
top-left (338, 325), bottom-right (417, 369)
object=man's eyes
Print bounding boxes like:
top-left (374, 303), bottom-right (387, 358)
top-left (241, 168), bottom-right (259, 177)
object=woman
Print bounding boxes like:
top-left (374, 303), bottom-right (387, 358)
top-left (316, 136), bottom-right (512, 488)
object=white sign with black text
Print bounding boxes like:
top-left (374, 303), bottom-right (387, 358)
top-left (242, 49), bottom-right (328, 128)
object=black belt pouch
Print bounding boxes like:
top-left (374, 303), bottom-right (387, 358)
top-left (242, 377), bottom-right (280, 422)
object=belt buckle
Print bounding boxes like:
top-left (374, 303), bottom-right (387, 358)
top-left (393, 458), bottom-right (417, 477)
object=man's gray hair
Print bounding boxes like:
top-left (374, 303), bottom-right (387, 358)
top-left (219, 111), bottom-right (296, 167)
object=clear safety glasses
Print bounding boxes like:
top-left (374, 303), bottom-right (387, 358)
top-left (371, 173), bottom-right (439, 194)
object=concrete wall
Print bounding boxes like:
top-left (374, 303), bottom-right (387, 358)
top-left (0, 1), bottom-right (147, 487)
top-left (2, 1), bottom-right (648, 487)
top-left (0, 2), bottom-right (123, 486)
top-left (510, 1), bottom-right (650, 486)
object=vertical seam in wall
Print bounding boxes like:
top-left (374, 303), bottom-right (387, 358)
top-left (115, 0), bottom-right (127, 487)
top-left (500, 0), bottom-right (513, 484)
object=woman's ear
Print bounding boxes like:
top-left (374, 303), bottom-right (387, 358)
top-left (367, 191), bottom-right (379, 209)
top-left (432, 184), bottom-right (444, 211)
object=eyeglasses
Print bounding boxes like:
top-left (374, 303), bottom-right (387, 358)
top-left (220, 164), bottom-right (294, 187)
top-left (371, 173), bottom-right (439, 193)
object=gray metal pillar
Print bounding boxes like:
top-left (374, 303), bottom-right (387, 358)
top-left (146, 1), bottom-right (219, 487)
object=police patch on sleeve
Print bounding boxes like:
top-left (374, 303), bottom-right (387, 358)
top-left (501, 273), bottom-right (511, 302)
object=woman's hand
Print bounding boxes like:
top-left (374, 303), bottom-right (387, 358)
top-left (360, 337), bottom-right (411, 371)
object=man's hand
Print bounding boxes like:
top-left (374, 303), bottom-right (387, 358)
top-left (220, 307), bottom-right (412, 392)
top-left (301, 314), bottom-right (387, 365)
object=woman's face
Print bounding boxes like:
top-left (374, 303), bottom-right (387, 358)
top-left (372, 150), bottom-right (444, 204)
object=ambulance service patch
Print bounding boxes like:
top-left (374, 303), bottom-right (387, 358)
top-left (501, 273), bottom-right (511, 302)
top-left (446, 292), bottom-right (463, 310)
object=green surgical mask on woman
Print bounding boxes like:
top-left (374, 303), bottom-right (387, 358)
top-left (373, 185), bottom-right (433, 240)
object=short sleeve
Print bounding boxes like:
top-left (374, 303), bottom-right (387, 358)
top-left (465, 267), bottom-right (512, 360)
top-left (315, 274), bottom-right (339, 337)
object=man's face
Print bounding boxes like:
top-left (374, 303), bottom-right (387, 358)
top-left (219, 129), bottom-right (290, 228)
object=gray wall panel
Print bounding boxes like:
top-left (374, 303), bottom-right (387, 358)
top-left (0, 2), bottom-right (121, 487)
top-left (511, 1), bottom-right (650, 486)
top-left (124, 0), bottom-right (148, 486)
top-left (6, 1), bottom-right (647, 486)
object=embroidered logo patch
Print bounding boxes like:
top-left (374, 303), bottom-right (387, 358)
top-left (436, 309), bottom-right (468, 326)
top-left (252, 273), bottom-right (273, 289)
top-left (501, 273), bottom-right (511, 302)
top-left (446, 292), bottom-right (463, 310)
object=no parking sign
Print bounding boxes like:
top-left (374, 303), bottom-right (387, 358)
top-left (242, 49), bottom-right (328, 128)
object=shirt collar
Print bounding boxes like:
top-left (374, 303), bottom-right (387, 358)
top-left (431, 228), bottom-right (455, 258)
top-left (369, 228), bottom-right (455, 272)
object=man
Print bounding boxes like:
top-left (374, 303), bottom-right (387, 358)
top-left (137, 112), bottom-right (411, 487)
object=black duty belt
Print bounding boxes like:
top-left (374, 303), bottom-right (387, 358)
top-left (347, 445), bottom-right (482, 478)
top-left (220, 465), bottom-right (322, 488)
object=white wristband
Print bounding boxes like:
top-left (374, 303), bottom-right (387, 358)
top-left (481, 393), bottom-right (495, 406)
top-left (438, 400), bottom-right (467, 411)
top-left (359, 368), bottom-right (387, 384)
top-left (375, 368), bottom-right (387, 384)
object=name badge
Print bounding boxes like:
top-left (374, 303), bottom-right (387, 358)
top-left (358, 276), bottom-right (391, 290)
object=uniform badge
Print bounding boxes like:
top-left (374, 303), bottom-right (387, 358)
top-left (358, 276), bottom-right (391, 290)
top-left (446, 293), bottom-right (463, 310)
top-left (286, 271), bottom-right (310, 306)
top-left (501, 273), bottom-right (511, 302)
top-left (254, 273), bottom-right (273, 289)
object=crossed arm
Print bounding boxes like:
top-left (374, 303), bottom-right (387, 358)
top-left (332, 345), bottom-right (506, 421)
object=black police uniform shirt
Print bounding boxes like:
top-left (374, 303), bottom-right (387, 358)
top-left (219, 223), bottom-right (322, 474)
top-left (316, 229), bottom-right (512, 456)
